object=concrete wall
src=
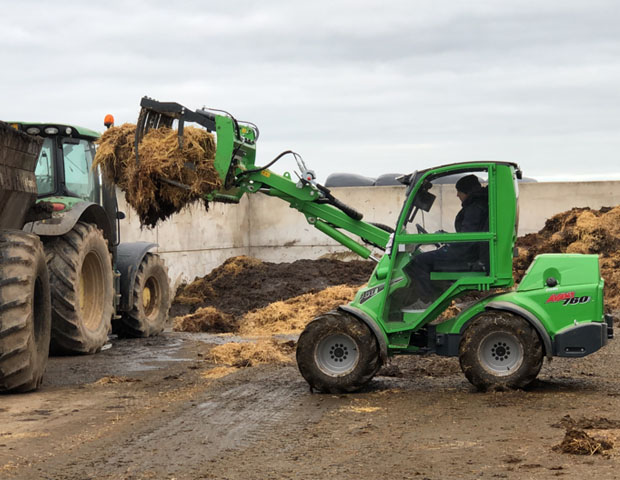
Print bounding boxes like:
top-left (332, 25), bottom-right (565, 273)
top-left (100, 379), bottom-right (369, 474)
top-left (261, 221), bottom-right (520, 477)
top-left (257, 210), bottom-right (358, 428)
top-left (118, 181), bottom-right (620, 287)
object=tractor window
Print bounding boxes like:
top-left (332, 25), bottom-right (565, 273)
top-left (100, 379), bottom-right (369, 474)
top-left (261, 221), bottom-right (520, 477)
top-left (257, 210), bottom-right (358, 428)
top-left (35, 138), bottom-right (55, 195)
top-left (62, 139), bottom-right (97, 202)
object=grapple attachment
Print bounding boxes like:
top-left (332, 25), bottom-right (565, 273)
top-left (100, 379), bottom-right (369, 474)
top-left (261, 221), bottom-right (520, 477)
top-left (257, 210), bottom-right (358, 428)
top-left (135, 97), bottom-right (218, 165)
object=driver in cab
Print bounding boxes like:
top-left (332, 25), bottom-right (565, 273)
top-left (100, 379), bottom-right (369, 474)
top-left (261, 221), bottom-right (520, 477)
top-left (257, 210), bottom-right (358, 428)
top-left (404, 174), bottom-right (488, 309)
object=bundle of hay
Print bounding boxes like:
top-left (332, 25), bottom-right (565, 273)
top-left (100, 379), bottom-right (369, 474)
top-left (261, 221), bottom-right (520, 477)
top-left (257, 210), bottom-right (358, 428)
top-left (94, 124), bottom-right (221, 227)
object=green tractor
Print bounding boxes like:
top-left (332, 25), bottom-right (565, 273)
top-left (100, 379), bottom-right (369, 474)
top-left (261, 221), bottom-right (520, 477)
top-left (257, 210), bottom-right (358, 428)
top-left (11, 121), bottom-right (171, 355)
top-left (134, 98), bottom-right (612, 391)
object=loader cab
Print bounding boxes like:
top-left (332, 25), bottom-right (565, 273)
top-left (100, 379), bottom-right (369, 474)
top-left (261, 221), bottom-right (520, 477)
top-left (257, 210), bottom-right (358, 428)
top-left (370, 162), bottom-right (520, 326)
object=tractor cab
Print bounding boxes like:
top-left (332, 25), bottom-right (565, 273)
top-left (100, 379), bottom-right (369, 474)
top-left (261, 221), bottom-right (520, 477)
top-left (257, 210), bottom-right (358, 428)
top-left (12, 123), bottom-right (101, 205)
top-left (10, 122), bottom-right (120, 250)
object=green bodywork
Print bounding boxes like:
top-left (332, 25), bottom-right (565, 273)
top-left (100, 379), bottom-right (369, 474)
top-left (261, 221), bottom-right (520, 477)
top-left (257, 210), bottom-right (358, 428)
top-left (198, 108), bottom-right (609, 360)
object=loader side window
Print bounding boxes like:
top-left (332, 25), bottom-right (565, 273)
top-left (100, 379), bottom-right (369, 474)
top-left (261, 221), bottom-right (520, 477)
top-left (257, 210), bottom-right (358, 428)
top-left (35, 138), bottom-right (55, 195)
top-left (405, 170), bottom-right (489, 234)
top-left (62, 139), bottom-right (97, 202)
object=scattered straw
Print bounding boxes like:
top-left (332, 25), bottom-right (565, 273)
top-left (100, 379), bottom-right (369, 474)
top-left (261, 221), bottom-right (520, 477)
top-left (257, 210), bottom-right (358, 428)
top-left (239, 285), bottom-right (359, 335)
top-left (340, 406), bottom-right (383, 413)
top-left (95, 376), bottom-right (141, 385)
top-left (207, 339), bottom-right (294, 368)
top-left (201, 366), bottom-right (238, 380)
top-left (554, 428), bottom-right (614, 455)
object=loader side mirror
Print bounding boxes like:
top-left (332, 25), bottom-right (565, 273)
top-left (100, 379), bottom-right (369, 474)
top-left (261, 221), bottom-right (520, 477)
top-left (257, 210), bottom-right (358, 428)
top-left (414, 190), bottom-right (436, 212)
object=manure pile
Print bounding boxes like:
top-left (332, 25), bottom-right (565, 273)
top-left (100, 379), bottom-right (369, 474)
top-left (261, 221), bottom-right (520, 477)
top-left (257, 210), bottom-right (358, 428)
top-left (93, 124), bottom-right (221, 227)
top-left (172, 205), bottom-right (620, 346)
top-left (515, 206), bottom-right (620, 310)
top-left (172, 256), bottom-right (374, 335)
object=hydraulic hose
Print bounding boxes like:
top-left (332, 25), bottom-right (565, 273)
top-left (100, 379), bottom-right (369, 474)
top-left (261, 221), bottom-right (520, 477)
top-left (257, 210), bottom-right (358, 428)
top-left (315, 184), bottom-right (363, 221)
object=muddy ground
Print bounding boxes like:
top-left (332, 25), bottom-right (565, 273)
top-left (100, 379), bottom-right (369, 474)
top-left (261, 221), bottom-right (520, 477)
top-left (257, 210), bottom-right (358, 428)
top-left (3, 206), bottom-right (620, 479)
top-left (2, 330), bottom-right (620, 479)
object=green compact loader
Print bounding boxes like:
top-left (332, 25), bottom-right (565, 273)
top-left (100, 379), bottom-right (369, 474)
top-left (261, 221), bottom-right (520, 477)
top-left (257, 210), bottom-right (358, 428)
top-left (134, 97), bottom-right (613, 392)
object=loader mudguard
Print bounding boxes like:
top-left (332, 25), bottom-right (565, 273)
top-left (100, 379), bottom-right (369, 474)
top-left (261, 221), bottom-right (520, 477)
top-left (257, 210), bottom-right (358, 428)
top-left (339, 305), bottom-right (389, 362)
top-left (116, 242), bottom-right (157, 312)
top-left (485, 301), bottom-right (553, 360)
top-left (23, 201), bottom-right (114, 247)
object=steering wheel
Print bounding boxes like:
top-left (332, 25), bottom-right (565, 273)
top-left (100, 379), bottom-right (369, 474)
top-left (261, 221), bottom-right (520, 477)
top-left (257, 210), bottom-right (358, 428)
top-left (415, 223), bottom-right (441, 248)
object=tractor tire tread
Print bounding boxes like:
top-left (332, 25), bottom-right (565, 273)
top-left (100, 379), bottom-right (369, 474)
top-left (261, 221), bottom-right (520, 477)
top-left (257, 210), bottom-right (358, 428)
top-left (0, 230), bottom-right (51, 392)
top-left (45, 222), bottom-right (113, 355)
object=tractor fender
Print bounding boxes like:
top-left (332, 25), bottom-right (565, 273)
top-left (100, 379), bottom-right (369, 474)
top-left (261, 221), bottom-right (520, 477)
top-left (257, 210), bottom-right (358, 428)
top-left (338, 305), bottom-right (389, 363)
top-left (116, 242), bottom-right (158, 312)
top-left (485, 301), bottom-right (553, 360)
top-left (23, 201), bottom-right (114, 247)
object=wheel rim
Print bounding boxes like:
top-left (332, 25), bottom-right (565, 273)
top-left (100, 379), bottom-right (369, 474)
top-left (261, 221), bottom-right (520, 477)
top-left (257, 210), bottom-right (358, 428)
top-left (79, 251), bottom-right (105, 331)
top-left (478, 331), bottom-right (524, 376)
top-left (315, 333), bottom-right (359, 376)
top-left (142, 276), bottom-right (161, 320)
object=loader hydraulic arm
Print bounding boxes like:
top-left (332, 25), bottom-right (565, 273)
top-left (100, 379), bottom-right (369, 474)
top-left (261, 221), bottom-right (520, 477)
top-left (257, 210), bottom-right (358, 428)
top-left (238, 168), bottom-right (390, 259)
top-left (136, 97), bottom-right (391, 259)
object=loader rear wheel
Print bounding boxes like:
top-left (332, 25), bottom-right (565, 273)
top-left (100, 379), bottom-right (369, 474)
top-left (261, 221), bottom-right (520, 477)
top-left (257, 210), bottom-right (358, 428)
top-left (0, 230), bottom-right (51, 392)
top-left (459, 311), bottom-right (543, 391)
top-left (296, 310), bottom-right (381, 393)
top-left (114, 253), bottom-right (171, 338)
top-left (45, 222), bottom-right (113, 354)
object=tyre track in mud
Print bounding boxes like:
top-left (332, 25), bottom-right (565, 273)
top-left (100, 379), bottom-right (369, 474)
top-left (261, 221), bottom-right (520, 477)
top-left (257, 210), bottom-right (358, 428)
top-left (18, 366), bottom-right (326, 480)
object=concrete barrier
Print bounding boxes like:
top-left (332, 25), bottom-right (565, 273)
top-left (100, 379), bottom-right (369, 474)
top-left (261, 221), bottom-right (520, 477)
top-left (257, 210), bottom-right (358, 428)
top-left (118, 181), bottom-right (620, 286)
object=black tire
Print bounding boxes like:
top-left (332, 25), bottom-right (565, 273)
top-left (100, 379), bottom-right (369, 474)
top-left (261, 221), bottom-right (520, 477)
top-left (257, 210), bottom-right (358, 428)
top-left (114, 253), bottom-right (171, 338)
top-left (0, 230), bottom-right (51, 392)
top-left (296, 310), bottom-right (381, 393)
top-left (459, 310), bottom-right (543, 391)
top-left (45, 222), bottom-right (113, 354)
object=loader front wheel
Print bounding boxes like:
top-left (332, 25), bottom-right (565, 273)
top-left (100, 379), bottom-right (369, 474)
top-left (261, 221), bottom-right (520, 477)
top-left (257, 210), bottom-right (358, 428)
top-left (0, 231), bottom-right (51, 392)
top-left (46, 222), bottom-right (113, 354)
top-left (296, 311), bottom-right (381, 393)
top-left (459, 311), bottom-right (543, 391)
top-left (114, 253), bottom-right (171, 338)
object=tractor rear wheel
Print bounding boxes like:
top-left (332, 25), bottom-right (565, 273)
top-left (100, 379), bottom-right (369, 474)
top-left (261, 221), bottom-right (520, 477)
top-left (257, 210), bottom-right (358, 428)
top-left (0, 230), bottom-right (51, 392)
top-left (296, 310), bottom-right (381, 393)
top-left (459, 310), bottom-right (543, 391)
top-left (45, 222), bottom-right (113, 354)
top-left (114, 253), bottom-right (171, 338)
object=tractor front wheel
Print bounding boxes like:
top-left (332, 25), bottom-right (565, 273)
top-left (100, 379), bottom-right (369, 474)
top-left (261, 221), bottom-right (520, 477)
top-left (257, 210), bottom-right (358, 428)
top-left (114, 253), bottom-right (171, 338)
top-left (45, 222), bottom-right (113, 354)
top-left (296, 310), bottom-right (381, 393)
top-left (459, 310), bottom-right (543, 391)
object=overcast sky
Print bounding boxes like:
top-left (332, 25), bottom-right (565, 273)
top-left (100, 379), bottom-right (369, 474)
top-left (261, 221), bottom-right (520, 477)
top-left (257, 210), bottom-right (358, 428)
top-left (2, 0), bottom-right (619, 182)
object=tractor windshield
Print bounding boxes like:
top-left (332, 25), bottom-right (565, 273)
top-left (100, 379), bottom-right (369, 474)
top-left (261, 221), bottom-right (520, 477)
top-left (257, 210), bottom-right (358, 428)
top-left (35, 138), bottom-right (55, 195)
top-left (62, 139), bottom-right (98, 202)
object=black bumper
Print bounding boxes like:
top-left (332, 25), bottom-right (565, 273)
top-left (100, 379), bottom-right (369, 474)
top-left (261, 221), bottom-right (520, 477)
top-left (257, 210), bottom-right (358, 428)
top-left (553, 317), bottom-right (613, 358)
